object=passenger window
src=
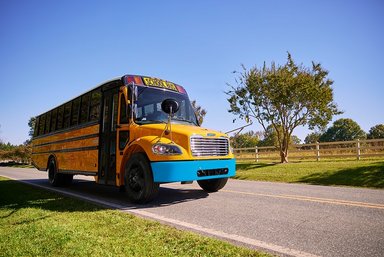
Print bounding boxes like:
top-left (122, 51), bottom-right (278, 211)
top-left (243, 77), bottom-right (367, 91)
top-left (34, 117), bottom-right (40, 137)
top-left (45, 112), bottom-right (51, 134)
top-left (71, 97), bottom-right (81, 126)
top-left (50, 109), bottom-right (57, 132)
top-left (89, 90), bottom-right (101, 121)
top-left (63, 102), bottom-right (72, 128)
top-left (56, 106), bottom-right (64, 130)
top-left (39, 115), bottom-right (46, 135)
top-left (80, 93), bottom-right (90, 124)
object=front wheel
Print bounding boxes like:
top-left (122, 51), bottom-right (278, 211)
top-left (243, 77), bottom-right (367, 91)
top-left (197, 178), bottom-right (228, 192)
top-left (124, 153), bottom-right (159, 203)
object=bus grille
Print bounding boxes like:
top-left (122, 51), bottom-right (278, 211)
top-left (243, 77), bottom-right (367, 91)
top-left (190, 137), bottom-right (229, 157)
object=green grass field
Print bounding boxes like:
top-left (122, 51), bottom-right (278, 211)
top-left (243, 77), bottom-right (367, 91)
top-left (235, 159), bottom-right (384, 188)
top-left (0, 177), bottom-right (268, 257)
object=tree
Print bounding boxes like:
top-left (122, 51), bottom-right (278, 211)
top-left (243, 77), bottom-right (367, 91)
top-left (304, 132), bottom-right (322, 144)
top-left (28, 117), bottom-right (36, 138)
top-left (367, 124), bottom-right (384, 139)
top-left (230, 131), bottom-right (260, 148)
top-left (319, 118), bottom-right (366, 142)
top-left (291, 135), bottom-right (301, 145)
top-left (191, 100), bottom-right (207, 125)
top-left (226, 52), bottom-right (341, 163)
top-left (258, 125), bottom-right (300, 147)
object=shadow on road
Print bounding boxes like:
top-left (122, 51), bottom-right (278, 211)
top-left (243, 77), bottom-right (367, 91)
top-left (70, 179), bottom-right (209, 209)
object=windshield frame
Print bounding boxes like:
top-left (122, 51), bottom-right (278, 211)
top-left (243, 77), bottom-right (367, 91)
top-left (133, 86), bottom-right (199, 126)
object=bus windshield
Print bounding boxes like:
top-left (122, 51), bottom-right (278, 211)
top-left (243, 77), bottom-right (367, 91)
top-left (135, 87), bottom-right (198, 126)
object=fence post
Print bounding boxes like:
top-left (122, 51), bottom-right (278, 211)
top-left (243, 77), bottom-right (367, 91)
top-left (356, 139), bottom-right (361, 160)
top-left (255, 146), bottom-right (259, 162)
top-left (316, 142), bottom-right (320, 161)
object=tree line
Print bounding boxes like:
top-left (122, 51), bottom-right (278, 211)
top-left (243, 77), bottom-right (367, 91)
top-left (231, 119), bottom-right (384, 148)
top-left (0, 141), bottom-right (31, 164)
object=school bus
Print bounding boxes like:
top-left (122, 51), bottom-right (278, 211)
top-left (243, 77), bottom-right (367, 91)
top-left (32, 75), bottom-right (235, 203)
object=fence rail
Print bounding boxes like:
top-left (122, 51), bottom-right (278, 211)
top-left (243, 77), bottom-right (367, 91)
top-left (233, 138), bottom-right (384, 162)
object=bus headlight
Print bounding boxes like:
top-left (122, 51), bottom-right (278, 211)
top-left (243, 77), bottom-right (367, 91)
top-left (152, 143), bottom-right (182, 155)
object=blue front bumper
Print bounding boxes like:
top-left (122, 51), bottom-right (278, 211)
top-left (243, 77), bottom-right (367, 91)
top-left (150, 158), bottom-right (236, 183)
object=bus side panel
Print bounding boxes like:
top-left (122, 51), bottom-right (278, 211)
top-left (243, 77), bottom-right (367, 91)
top-left (31, 152), bottom-right (50, 171)
top-left (56, 149), bottom-right (98, 172)
top-left (32, 124), bottom-right (99, 173)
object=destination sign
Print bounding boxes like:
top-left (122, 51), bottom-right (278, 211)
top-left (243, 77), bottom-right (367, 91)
top-left (142, 77), bottom-right (178, 92)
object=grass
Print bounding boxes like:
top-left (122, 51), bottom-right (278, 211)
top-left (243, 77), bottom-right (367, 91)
top-left (235, 159), bottom-right (384, 188)
top-left (0, 177), bottom-right (268, 257)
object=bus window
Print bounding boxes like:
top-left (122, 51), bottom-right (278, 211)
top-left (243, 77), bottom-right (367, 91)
top-left (120, 95), bottom-right (128, 124)
top-left (50, 108), bottom-right (57, 132)
top-left (112, 94), bottom-right (118, 131)
top-left (89, 90), bottom-right (101, 122)
top-left (34, 117), bottom-right (40, 137)
top-left (63, 103), bottom-right (72, 129)
top-left (45, 112), bottom-right (51, 134)
top-left (57, 106), bottom-right (64, 130)
top-left (80, 93), bottom-right (90, 124)
top-left (39, 114), bottom-right (46, 135)
top-left (71, 97), bottom-right (81, 126)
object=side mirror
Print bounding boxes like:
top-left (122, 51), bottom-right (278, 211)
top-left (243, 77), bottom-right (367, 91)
top-left (161, 99), bottom-right (179, 115)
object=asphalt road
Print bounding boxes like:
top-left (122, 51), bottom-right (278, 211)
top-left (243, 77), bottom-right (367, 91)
top-left (1, 167), bottom-right (383, 257)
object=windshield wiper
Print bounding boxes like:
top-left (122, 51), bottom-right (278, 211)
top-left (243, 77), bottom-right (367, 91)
top-left (172, 118), bottom-right (196, 125)
top-left (136, 119), bottom-right (167, 125)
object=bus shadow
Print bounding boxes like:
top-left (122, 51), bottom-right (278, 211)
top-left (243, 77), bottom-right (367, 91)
top-left (69, 180), bottom-right (209, 208)
top-left (142, 187), bottom-right (209, 208)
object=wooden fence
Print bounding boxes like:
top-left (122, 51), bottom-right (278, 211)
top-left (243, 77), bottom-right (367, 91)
top-left (233, 138), bottom-right (384, 162)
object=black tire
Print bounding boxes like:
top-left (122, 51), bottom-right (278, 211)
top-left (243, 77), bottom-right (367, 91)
top-left (62, 174), bottom-right (74, 186)
top-left (197, 178), bottom-right (228, 192)
top-left (48, 158), bottom-right (73, 187)
top-left (48, 157), bottom-right (62, 187)
top-left (124, 153), bottom-right (159, 203)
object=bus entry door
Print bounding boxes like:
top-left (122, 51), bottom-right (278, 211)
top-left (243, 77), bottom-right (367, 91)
top-left (99, 88), bottom-right (118, 185)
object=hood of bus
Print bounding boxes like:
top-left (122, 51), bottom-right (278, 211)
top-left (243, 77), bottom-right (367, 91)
top-left (130, 123), bottom-right (233, 160)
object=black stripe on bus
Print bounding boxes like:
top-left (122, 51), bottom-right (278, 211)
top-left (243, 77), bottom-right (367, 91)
top-left (59, 169), bottom-right (97, 176)
top-left (32, 146), bottom-right (98, 155)
top-left (33, 133), bottom-right (99, 147)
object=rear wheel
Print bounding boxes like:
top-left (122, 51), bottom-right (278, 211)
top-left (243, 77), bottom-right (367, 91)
top-left (48, 157), bottom-right (73, 187)
top-left (48, 157), bottom-right (61, 186)
top-left (124, 153), bottom-right (159, 203)
top-left (197, 178), bottom-right (228, 192)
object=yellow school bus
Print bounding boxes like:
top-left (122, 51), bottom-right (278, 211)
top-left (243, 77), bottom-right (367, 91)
top-left (32, 75), bottom-right (235, 203)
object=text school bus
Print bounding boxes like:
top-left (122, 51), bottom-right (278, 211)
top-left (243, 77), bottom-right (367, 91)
top-left (32, 75), bottom-right (235, 203)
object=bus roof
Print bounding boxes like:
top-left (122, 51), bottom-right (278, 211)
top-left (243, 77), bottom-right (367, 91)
top-left (33, 75), bottom-right (187, 117)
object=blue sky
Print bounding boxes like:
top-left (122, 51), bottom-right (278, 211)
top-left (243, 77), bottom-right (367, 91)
top-left (1, 0), bottom-right (383, 145)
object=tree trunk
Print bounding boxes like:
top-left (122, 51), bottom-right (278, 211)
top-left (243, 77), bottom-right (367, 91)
top-left (280, 150), bottom-right (288, 163)
top-left (279, 133), bottom-right (289, 163)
